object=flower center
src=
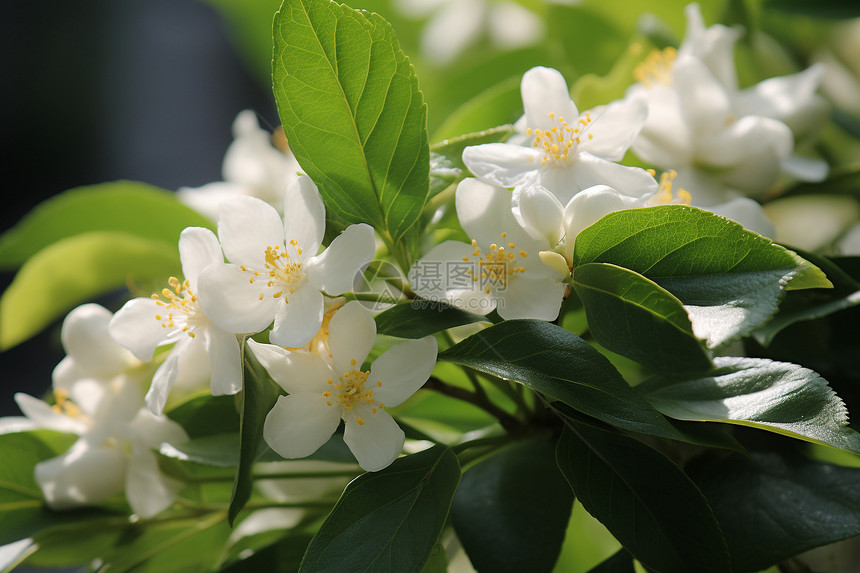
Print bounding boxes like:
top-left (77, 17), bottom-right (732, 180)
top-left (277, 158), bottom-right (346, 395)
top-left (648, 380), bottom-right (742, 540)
top-left (647, 169), bottom-right (692, 205)
top-left (462, 232), bottom-right (528, 294)
top-left (244, 241), bottom-right (306, 302)
top-left (322, 358), bottom-right (384, 426)
top-left (51, 389), bottom-right (86, 420)
top-left (634, 47), bottom-right (677, 88)
top-left (151, 277), bottom-right (200, 338)
top-left (526, 112), bottom-right (594, 165)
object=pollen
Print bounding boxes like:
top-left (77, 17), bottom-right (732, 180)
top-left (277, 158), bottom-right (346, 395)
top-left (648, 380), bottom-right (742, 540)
top-left (239, 243), bottom-right (307, 303)
top-left (652, 170), bottom-right (692, 206)
top-left (466, 233), bottom-right (528, 291)
top-left (151, 276), bottom-right (200, 338)
top-left (634, 46), bottom-right (677, 88)
top-left (530, 111), bottom-right (596, 164)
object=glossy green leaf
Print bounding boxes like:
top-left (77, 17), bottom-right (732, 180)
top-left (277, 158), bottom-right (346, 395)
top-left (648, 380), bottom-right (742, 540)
top-left (574, 205), bottom-right (830, 348)
top-left (452, 437), bottom-right (574, 573)
top-left (166, 395), bottom-right (241, 439)
top-left (300, 445), bottom-right (460, 573)
top-left (691, 451), bottom-right (860, 572)
top-left (272, 0), bottom-right (429, 243)
top-left (229, 345), bottom-right (285, 525)
top-left (159, 433), bottom-right (242, 467)
top-left (572, 262), bottom-right (713, 377)
top-left (556, 420), bottom-right (730, 573)
top-left (0, 181), bottom-right (213, 270)
top-left (0, 231), bottom-right (180, 350)
top-left (586, 550), bottom-right (635, 573)
top-left (639, 356), bottom-right (860, 453)
top-left (440, 320), bottom-right (699, 444)
top-left (374, 300), bottom-right (486, 339)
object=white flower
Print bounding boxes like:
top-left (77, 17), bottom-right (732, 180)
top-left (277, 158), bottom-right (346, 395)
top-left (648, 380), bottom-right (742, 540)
top-left (463, 66), bottom-right (658, 205)
top-left (10, 377), bottom-right (187, 518)
top-left (410, 178), bottom-right (567, 320)
top-left (177, 110), bottom-right (301, 220)
top-left (196, 175), bottom-right (375, 349)
top-left (252, 301), bottom-right (437, 472)
top-left (628, 4), bottom-right (828, 206)
top-left (110, 227), bottom-right (241, 414)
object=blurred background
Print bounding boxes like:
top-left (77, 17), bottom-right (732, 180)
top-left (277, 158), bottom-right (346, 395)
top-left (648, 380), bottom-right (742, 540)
top-left (2, 0), bottom-right (859, 416)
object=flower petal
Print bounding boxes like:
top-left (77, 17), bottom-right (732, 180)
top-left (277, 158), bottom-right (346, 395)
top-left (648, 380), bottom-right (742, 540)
top-left (197, 263), bottom-right (278, 334)
top-left (462, 143), bottom-right (543, 189)
top-left (735, 63), bottom-right (825, 127)
top-left (578, 97), bottom-right (648, 161)
top-left (327, 301), bottom-right (377, 373)
top-left (264, 394), bottom-right (342, 459)
top-left (63, 304), bottom-right (136, 378)
top-left (35, 441), bottom-right (126, 510)
top-left (217, 196), bottom-right (284, 268)
top-left (145, 336), bottom-right (192, 415)
top-left (204, 327), bottom-right (242, 396)
top-left (109, 298), bottom-right (169, 362)
top-left (127, 408), bottom-right (189, 450)
top-left (178, 227), bottom-right (223, 288)
top-left (248, 339), bottom-right (332, 394)
top-left (496, 275), bottom-right (565, 321)
top-left (177, 181), bottom-right (251, 221)
top-left (409, 241), bottom-right (476, 301)
top-left (782, 154), bottom-right (828, 183)
top-left (370, 336), bottom-right (437, 407)
top-left (269, 287), bottom-right (325, 349)
top-left (673, 55), bottom-right (731, 133)
top-left (455, 178), bottom-right (534, 247)
top-left (14, 393), bottom-right (88, 434)
top-left (343, 407), bottom-right (404, 472)
top-left (125, 449), bottom-right (183, 518)
top-left (680, 3), bottom-right (739, 92)
top-left (305, 223), bottom-right (375, 295)
top-left (511, 183), bottom-right (564, 246)
top-left (520, 66), bottom-right (578, 131)
top-left (567, 154), bottom-right (658, 200)
top-left (283, 175), bottom-right (326, 257)
top-left (446, 287), bottom-right (497, 315)
top-left (630, 85), bottom-right (693, 168)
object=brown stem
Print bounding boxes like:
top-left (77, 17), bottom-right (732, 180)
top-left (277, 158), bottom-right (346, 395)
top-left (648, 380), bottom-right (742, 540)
top-left (423, 377), bottom-right (524, 432)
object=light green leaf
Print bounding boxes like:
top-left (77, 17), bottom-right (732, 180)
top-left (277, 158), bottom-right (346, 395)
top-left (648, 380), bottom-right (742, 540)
top-left (0, 181), bottom-right (213, 270)
top-left (229, 344), bottom-right (284, 525)
top-left (574, 205), bottom-right (831, 348)
top-left (272, 0), bottom-right (429, 244)
top-left (572, 262), bottom-right (714, 377)
top-left (586, 550), bottom-right (635, 573)
top-left (300, 445), bottom-right (460, 572)
top-left (428, 125), bottom-right (515, 198)
top-left (556, 420), bottom-right (731, 573)
top-left (431, 77), bottom-right (521, 143)
top-left (452, 438), bottom-right (573, 573)
top-left (639, 356), bottom-right (860, 453)
top-left (0, 231), bottom-right (180, 350)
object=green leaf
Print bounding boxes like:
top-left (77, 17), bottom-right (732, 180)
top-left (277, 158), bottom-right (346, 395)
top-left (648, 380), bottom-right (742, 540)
top-left (431, 76), bottom-right (522, 142)
top-left (0, 231), bottom-right (181, 350)
top-left (0, 180), bottom-right (213, 270)
top-left (691, 451), bottom-right (860, 572)
top-left (556, 420), bottom-right (730, 573)
top-left (586, 550), bottom-right (635, 573)
top-left (638, 356), bottom-right (860, 453)
top-left (300, 444), bottom-right (460, 573)
top-left (574, 205), bottom-right (830, 348)
top-left (159, 433), bottom-right (242, 467)
top-left (452, 437), bottom-right (574, 573)
top-left (219, 533), bottom-right (314, 573)
top-left (762, 0), bottom-right (860, 18)
top-left (572, 262), bottom-right (713, 378)
top-left (167, 395), bottom-right (241, 439)
top-left (439, 320), bottom-right (697, 444)
top-left (374, 300), bottom-right (486, 339)
top-left (428, 125), bottom-right (515, 198)
top-left (272, 0), bottom-right (430, 244)
top-left (229, 344), bottom-right (284, 525)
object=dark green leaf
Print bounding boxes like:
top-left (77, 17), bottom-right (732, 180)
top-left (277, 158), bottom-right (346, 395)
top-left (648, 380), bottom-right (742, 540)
top-left (374, 300), bottom-right (486, 339)
top-left (586, 549), bottom-right (635, 573)
top-left (272, 0), bottom-right (429, 243)
top-left (762, 0), bottom-right (860, 18)
top-left (556, 420), bottom-right (730, 573)
top-left (300, 444), bottom-right (460, 573)
top-left (159, 433), bottom-right (242, 467)
top-left (639, 356), bottom-right (860, 453)
top-left (691, 451), bottom-right (860, 572)
top-left (572, 262), bottom-right (713, 378)
top-left (439, 320), bottom-right (699, 444)
top-left (0, 180), bottom-right (213, 270)
top-left (0, 231), bottom-right (181, 350)
top-left (220, 532), bottom-right (314, 573)
top-left (229, 344), bottom-right (284, 525)
top-left (574, 205), bottom-right (831, 348)
top-left (452, 437), bottom-right (574, 573)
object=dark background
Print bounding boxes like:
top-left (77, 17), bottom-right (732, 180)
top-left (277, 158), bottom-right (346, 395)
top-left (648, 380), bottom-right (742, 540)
top-left (1, 0), bottom-right (277, 415)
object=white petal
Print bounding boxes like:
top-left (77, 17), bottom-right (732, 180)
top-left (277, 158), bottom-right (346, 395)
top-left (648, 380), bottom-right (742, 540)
top-left (698, 115), bottom-right (794, 168)
top-left (283, 175), bottom-right (326, 257)
top-left (630, 85), bottom-right (693, 168)
top-left (673, 55), bottom-right (731, 133)
top-left (197, 263), bottom-right (278, 335)
top-left (496, 275), bottom-right (565, 320)
top-left (35, 441), bottom-right (126, 510)
top-left (63, 304), bottom-right (136, 378)
top-left (269, 287), bottom-right (324, 349)
top-left (511, 184), bottom-right (564, 246)
top-left (462, 143), bottom-right (543, 189)
top-left (51, 357), bottom-right (82, 392)
top-left (327, 301), bottom-right (377, 373)
top-left (177, 182), bottom-right (249, 222)
top-left (205, 328), bottom-right (242, 396)
top-left (567, 154), bottom-right (659, 200)
top-left (781, 154), bottom-right (828, 182)
top-left (268, 347), bottom-right (332, 395)
top-left (446, 287), bottom-right (498, 315)
top-left (109, 298), bottom-right (169, 362)
top-left (343, 407), bottom-right (404, 472)
top-left (14, 393), bottom-right (88, 434)
top-left (68, 379), bottom-right (110, 419)
top-left (145, 336), bottom-right (192, 415)
top-left (455, 178), bottom-right (534, 247)
top-left (708, 198), bottom-right (775, 238)
top-left (127, 408), bottom-right (189, 449)
top-left (409, 241), bottom-right (476, 301)
top-left (217, 196), bottom-right (284, 268)
top-left (170, 334), bottom-right (211, 396)
top-left (680, 3), bottom-right (739, 91)
top-left (673, 168), bottom-right (736, 207)
top-left (563, 184), bottom-right (646, 260)
top-left (178, 227), bottom-right (223, 288)
top-left (370, 337), bottom-right (437, 407)
top-left (578, 97), bottom-right (648, 161)
top-left (305, 223), bottom-right (375, 295)
top-left (520, 67), bottom-right (579, 131)
top-left (125, 449), bottom-right (182, 518)
top-left (735, 64), bottom-right (825, 126)
top-left (487, 1), bottom-right (543, 49)
top-left (264, 394), bottom-right (342, 459)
